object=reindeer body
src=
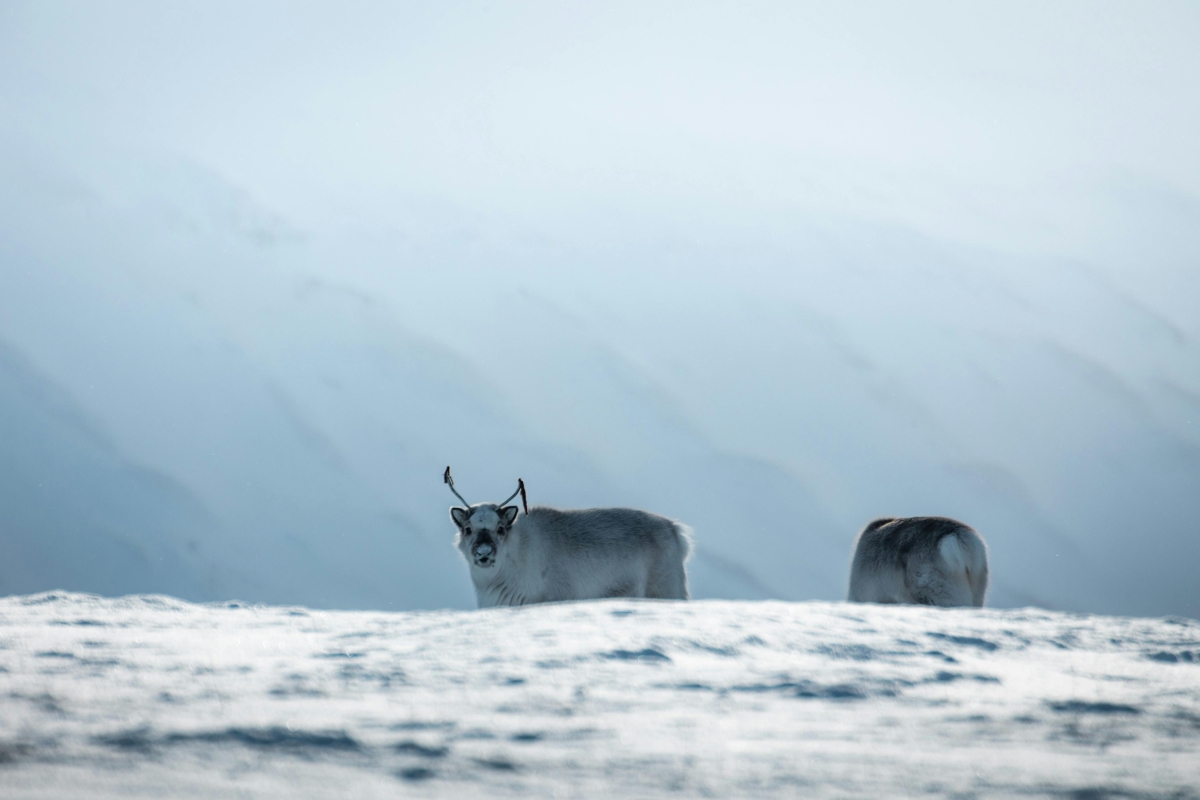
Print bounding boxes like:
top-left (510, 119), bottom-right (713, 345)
top-left (452, 504), bottom-right (691, 608)
top-left (848, 517), bottom-right (988, 607)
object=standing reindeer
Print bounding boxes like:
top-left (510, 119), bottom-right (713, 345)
top-left (848, 517), bottom-right (989, 607)
top-left (444, 467), bottom-right (692, 608)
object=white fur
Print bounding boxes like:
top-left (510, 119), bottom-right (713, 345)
top-left (848, 517), bottom-right (989, 608)
top-left (932, 535), bottom-right (975, 607)
top-left (452, 505), bottom-right (691, 608)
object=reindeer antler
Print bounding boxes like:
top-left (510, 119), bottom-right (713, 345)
top-left (443, 466), bottom-right (471, 507)
top-left (500, 478), bottom-right (528, 515)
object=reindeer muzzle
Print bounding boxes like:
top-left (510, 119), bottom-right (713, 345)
top-left (472, 541), bottom-right (496, 567)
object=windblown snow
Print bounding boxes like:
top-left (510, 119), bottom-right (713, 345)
top-left (2, 593), bottom-right (1198, 798)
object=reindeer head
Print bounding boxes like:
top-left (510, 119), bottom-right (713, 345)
top-left (444, 467), bottom-right (525, 569)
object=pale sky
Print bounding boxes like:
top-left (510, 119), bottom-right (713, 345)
top-left (4, 1), bottom-right (1198, 257)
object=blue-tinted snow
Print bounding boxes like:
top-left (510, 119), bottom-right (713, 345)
top-left (1, 593), bottom-right (1198, 797)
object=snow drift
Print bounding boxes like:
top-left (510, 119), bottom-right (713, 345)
top-left (1, 593), bottom-right (1197, 798)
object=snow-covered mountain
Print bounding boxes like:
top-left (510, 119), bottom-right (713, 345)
top-left (1, 3), bottom-right (1198, 616)
top-left (0, 341), bottom-right (215, 600)
top-left (2, 140), bottom-right (1197, 615)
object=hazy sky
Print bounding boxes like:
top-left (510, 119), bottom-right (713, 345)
top-left (4, 1), bottom-right (1199, 256)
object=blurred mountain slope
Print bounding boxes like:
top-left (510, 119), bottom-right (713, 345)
top-left (1, 0), bottom-right (1197, 615)
top-left (0, 340), bottom-right (217, 599)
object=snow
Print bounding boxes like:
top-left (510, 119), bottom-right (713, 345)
top-left (2, 593), bottom-right (1198, 798)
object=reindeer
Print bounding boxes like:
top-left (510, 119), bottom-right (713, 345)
top-left (444, 467), bottom-right (692, 608)
top-left (847, 517), bottom-right (989, 607)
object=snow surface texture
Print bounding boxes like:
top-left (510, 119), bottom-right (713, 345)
top-left (2, 593), bottom-right (1198, 798)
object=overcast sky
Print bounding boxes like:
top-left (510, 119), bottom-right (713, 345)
top-left (4, 1), bottom-right (1199, 258)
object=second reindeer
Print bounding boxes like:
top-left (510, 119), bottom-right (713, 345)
top-left (847, 516), bottom-right (989, 607)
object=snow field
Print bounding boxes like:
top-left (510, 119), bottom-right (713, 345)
top-left (1, 592), bottom-right (1198, 798)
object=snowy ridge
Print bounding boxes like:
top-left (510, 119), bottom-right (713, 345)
top-left (1, 593), bottom-right (1198, 798)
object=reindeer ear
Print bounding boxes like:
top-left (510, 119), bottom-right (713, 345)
top-left (500, 505), bottom-right (519, 526)
top-left (450, 507), bottom-right (470, 528)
